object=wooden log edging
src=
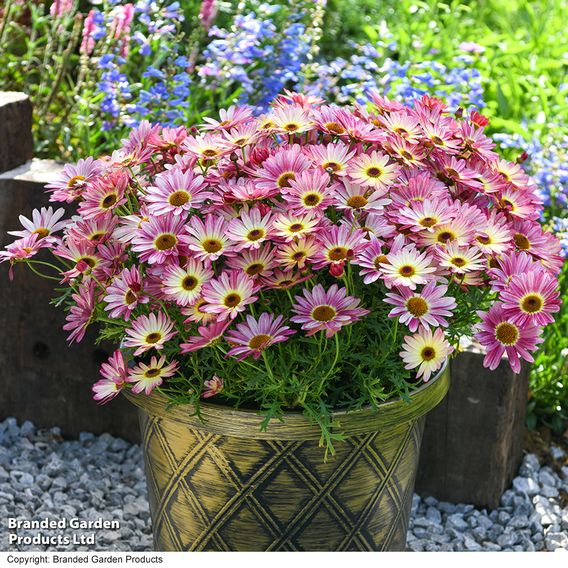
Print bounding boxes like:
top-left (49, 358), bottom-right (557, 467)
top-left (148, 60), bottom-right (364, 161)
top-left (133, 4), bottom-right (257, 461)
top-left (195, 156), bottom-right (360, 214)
top-left (0, 93), bottom-right (139, 442)
top-left (415, 349), bottom-right (529, 509)
top-left (0, 92), bottom-right (33, 174)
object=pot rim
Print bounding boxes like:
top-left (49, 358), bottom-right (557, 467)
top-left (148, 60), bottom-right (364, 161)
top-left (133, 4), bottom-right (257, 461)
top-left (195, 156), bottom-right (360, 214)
top-left (124, 361), bottom-right (450, 440)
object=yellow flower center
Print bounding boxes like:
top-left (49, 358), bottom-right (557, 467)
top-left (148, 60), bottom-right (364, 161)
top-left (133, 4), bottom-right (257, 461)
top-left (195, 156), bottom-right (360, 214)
top-left (247, 229), bottom-right (265, 242)
top-left (328, 247), bottom-right (349, 261)
top-left (246, 263), bottom-right (264, 276)
top-left (277, 172), bottom-right (296, 188)
top-left (312, 305), bottom-right (337, 322)
top-left (283, 122), bottom-right (300, 132)
top-left (145, 332), bottom-right (162, 344)
top-left (33, 227), bottom-right (50, 238)
top-left (514, 233), bottom-right (531, 250)
top-left (125, 290), bottom-right (137, 305)
top-left (322, 161), bottom-right (341, 172)
top-left (520, 294), bottom-right (543, 314)
top-left (324, 122), bottom-right (345, 135)
top-left (202, 149), bottom-right (218, 158)
top-left (224, 293), bottom-right (242, 308)
top-left (495, 322), bottom-right (519, 346)
top-left (347, 195), bottom-right (368, 209)
top-left (303, 193), bottom-right (322, 206)
top-left (101, 193), bottom-right (118, 208)
top-left (420, 217), bottom-right (437, 228)
top-left (399, 265), bottom-right (415, 277)
top-left (154, 233), bottom-right (177, 251)
top-left (421, 346), bottom-right (436, 361)
top-left (374, 255), bottom-right (387, 270)
top-left (182, 276), bottom-right (198, 291)
top-left (289, 223), bottom-right (304, 233)
top-left (406, 297), bottom-right (429, 317)
top-left (437, 230), bottom-right (455, 244)
top-left (248, 334), bottom-right (271, 350)
top-left (366, 167), bottom-right (383, 178)
top-left (451, 257), bottom-right (467, 267)
top-left (145, 368), bottom-right (161, 378)
top-left (67, 175), bottom-right (85, 189)
top-left (204, 239), bottom-right (222, 253)
top-left (168, 190), bottom-right (190, 207)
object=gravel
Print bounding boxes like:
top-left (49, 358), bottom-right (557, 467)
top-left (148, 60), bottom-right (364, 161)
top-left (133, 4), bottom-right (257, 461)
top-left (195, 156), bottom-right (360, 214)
top-left (0, 417), bottom-right (566, 552)
top-left (0, 418), bottom-right (152, 551)
top-left (408, 450), bottom-right (568, 552)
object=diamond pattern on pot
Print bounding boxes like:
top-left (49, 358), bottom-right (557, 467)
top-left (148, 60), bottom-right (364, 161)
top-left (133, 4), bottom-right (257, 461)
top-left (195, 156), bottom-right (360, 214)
top-left (138, 411), bottom-right (424, 551)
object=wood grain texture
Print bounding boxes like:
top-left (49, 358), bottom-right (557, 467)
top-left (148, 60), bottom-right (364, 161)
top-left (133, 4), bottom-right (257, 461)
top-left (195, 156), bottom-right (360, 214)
top-left (0, 173), bottom-right (139, 441)
top-left (130, 366), bottom-right (449, 551)
top-left (416, 350), bottom-right (528, 508)
top-left (0, 92), bottom-right (33, 173)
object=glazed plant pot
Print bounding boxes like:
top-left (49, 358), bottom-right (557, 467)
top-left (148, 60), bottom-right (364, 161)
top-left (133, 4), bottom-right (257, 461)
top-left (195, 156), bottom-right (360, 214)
top-left (125, 365), bottom-right (450, 552)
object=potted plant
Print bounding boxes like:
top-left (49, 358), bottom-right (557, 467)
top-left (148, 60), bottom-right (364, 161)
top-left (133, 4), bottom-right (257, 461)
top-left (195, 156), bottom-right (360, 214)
top-left (1, 92), bottom-right (561, 551)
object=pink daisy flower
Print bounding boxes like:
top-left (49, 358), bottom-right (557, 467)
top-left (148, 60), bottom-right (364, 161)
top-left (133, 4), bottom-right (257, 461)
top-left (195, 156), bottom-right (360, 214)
top-left (335, 180), bottom-right (391, 214)
top-left (183, 214), bottom-right (234, 262)
top-left (500, 270), bottom-right (561, 327)
top-left (488, 251), bottom-right (537, 292)
top-left (128, 355), bottom-right (178, 396)
top-left (104, 266), bottom-right (149, 320)
top-left (202, 270), bottom-right (259, 321)
top-left (347, 150), bottom-right (400, 192)
top-left (77, 171), bottom-right (128, 219)
top-left (380, 244), bottom-right (436, 290)
top-left (63, 281), bottom-right (96, 344)
top-left (54, 239), bottom-right (108, 281)
top-left (272, 210), bottom-right (321, 242)
top-left (226, 245), bottom-right (276, 278)
top-left (181, 297), bottom-right (217, 324)
top-left (0, 234), bottom-right (52, 277)
top-left (226, 207), bottom-right (274, 250)
top-left (254, 145), bottom-right (311, 194)
top-left (390, 172), bottom-right (447, 208)
top-left (92, 350), bottom-right (127, 404)
top-left (393, 199), bottom-right (453, 234)
top-left (276, 236), bottom-right (319, 270)
top-left (145, 168), bottom-right (208, 216)
top-left (384, 282), bottom-right (457, 332)
top-left (312, 224), bottom-right (366, 269)
top-left (475, 303), bottom-right (543, 374)
top-left (45, 157), bottom-right (103, 203)
top-left (180, 321), bottom-right (230, 353)
top-left (201, 105), bottom-right (254, 131)
top-left (262, 269), bottom-right (312, 290)
top-left (379, 112), bottom-right (422, 143)
top-left (271, 104), bottom-right (314, 135)
top-left (183, 133), bottom-right (230, 161)
top-left (436, 243), bottom-right (486, 275)
top-left (123, 311), bottom-right (177, 356)
top-left (283, 170), bottom-right (335, 213)
top-left (161, 259), bottom-right (213, 306)
top-left (202, 375), bottom-right (224, 398)
top-left (308, 142), bottom-right (355, 176)
top-left (400, 327), bottom-right (453, 382)
top-left (226, 313), bottom-right (295, 360)
top-left (66, 214), bottom-right (118, 246)
top-left (354, 237), bottom-right (388, 284)
top-left (8, 207), bottom-right (68, 242)
top-left (131, 213), bottom-right (186, 265)
top-left (291, 284), bottom-right (369, 338)
top-left (474, 211), bottom-right (512, 256)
